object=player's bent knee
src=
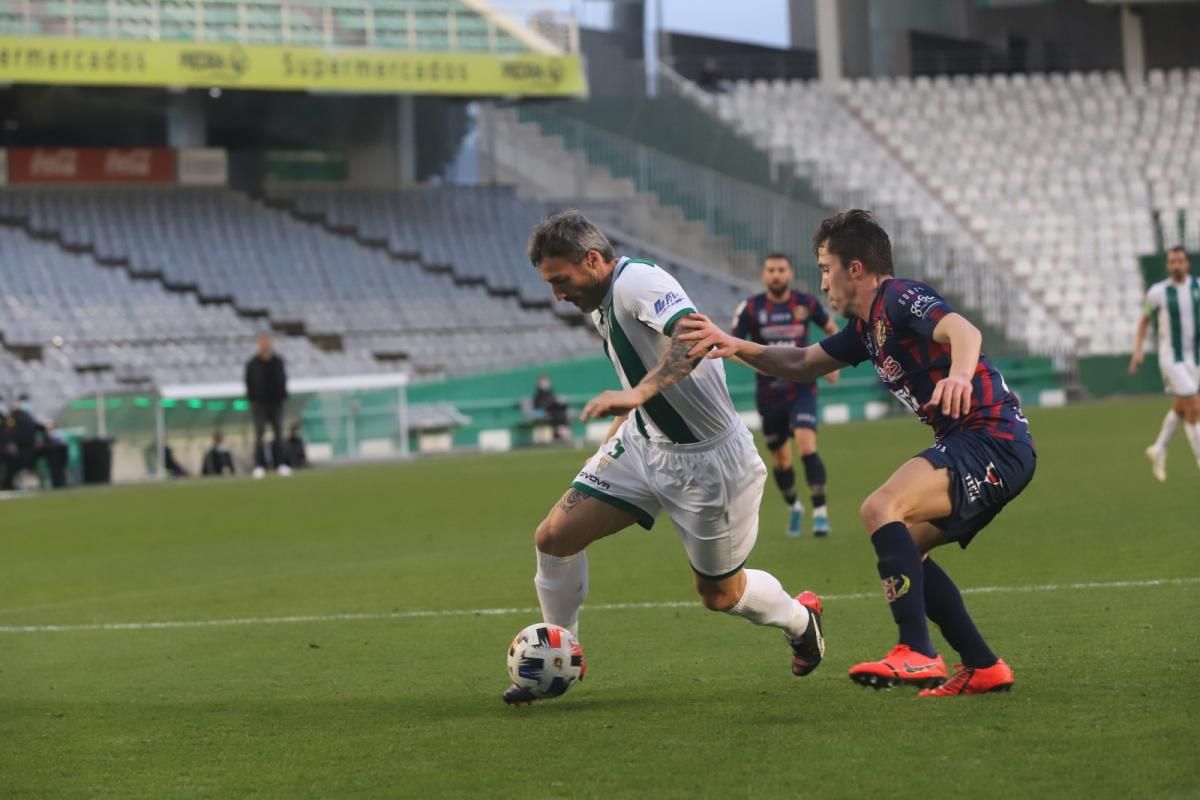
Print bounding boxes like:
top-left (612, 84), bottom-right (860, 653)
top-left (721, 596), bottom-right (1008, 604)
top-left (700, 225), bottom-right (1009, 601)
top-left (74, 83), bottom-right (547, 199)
top-left (535, 516), bottom-right (580, 557)
top-left (859, 491), bottom-right (897, 531)
top-left (696, 584), bottom-right (740, 612)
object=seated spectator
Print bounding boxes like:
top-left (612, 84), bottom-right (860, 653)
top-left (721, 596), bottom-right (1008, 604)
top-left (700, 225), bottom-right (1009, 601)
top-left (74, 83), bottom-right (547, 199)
top-left (284, 422), bottom-right (309, 469)
top-left (697, 57), bottom-right (729, 94)
top-left (40, 421), bottom-right (68, 489)
top-left (145, 438), bottom-right (189, 478)
top-left (531, 374), bottom-right (570, 441)
top-left (164, 444), bottom-right (188, 478)
top-left (1, 394), bottom-right (66, 489)
top-left (201, 430), bottom-right (236, 476)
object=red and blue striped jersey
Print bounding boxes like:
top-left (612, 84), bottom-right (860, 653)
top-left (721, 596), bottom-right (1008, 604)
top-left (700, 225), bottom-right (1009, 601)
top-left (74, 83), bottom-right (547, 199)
top-left (733, 290), bottom-right (831, 408)
top-left (818, 279), bottom-right (1033, 444)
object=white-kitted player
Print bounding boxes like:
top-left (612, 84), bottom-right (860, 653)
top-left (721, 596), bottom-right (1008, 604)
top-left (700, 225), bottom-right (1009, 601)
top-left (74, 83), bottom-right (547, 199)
top-left (502, 210), bottom-right (824, 706)
top-left (1130, 246), bottom-right (1200, 480)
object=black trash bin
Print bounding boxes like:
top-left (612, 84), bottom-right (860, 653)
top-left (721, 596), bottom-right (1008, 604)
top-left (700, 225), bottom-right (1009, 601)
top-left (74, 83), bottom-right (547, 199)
top-left (80, 438), bottom-right (113, 485)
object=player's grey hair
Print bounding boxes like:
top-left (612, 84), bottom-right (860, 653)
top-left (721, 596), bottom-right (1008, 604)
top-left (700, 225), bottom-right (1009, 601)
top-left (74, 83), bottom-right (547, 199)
top-left (527, 210), bottom-right (615, 266)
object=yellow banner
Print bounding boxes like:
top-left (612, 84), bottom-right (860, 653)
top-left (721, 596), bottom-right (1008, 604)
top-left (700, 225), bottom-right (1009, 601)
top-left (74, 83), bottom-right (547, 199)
top-left (0, 36), bottom-right (587, 96)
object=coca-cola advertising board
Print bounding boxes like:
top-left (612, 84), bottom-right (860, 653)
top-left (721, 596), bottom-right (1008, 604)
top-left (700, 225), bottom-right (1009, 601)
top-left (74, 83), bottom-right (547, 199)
top-left (7, 148), bottom-right (176, 183)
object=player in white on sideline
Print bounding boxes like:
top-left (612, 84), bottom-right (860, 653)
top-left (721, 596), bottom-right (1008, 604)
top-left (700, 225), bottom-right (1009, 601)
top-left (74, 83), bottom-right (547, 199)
top-left (1130, 246), bottom-right (1200, 480)
top-left (502, 211), bottom-right (825, 705)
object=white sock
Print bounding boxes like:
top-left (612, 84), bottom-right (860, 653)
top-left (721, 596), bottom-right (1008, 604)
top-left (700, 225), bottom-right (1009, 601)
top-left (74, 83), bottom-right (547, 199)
top-left (1153, 411), bottom-right (1182, 451)
top-left (1185, 423), bottom-right (1200, 461)
top-left (534, 549), bottom-right (587, 636)
top-left (727, 568), bottom-right (810, 639)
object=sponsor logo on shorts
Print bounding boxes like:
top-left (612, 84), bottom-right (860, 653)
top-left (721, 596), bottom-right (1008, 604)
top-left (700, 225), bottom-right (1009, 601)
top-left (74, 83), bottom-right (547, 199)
top-left (653, 291), bottom-right (684, 316)
top-left (577, 470), bottom-right (611, 491)
top-left (963, 461), bottom-right (1003, 504)
top-left (876, 356), bottom-right (903, 383)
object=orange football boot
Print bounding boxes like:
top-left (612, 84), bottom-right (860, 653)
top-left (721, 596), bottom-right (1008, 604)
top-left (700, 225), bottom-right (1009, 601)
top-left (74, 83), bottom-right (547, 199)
top-left (919, 659), bottom-right (1014, 697)
top-left (848, 644), bottom-right (947, 690)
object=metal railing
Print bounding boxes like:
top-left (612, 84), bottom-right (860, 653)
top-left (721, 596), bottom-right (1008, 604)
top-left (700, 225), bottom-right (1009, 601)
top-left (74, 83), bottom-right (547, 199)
top-left (512, 104), bottom-right (831, 286)
top-left (0, 0), bottom-right (579, 54)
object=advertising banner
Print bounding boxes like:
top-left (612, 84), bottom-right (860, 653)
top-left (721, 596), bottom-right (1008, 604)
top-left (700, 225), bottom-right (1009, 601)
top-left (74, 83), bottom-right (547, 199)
top-left (0, 37), bottom-right (587, 96)
top-left (177, 148), bottom-right (228, 186)
top-left (7, 147), bottom-right (176, 183)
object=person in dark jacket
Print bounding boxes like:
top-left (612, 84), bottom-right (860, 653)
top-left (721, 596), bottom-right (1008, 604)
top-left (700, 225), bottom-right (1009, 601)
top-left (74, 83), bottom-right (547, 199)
top-left (1, 395), bottom-right (66, 489)
top-left (531, 374), bottom-right (570, 441)
top-left (245, 333), bottom-right (290, 478)
top-left (201, 430), bottom-right (236, 476)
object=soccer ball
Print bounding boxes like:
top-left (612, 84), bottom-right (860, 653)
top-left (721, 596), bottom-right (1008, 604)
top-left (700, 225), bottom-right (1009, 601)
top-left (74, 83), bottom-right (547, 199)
top-left (506, 623), bottom-right (586, 699)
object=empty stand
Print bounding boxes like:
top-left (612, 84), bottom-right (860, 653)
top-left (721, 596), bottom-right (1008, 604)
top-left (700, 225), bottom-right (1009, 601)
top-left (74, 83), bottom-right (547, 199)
top-left (0, 185), bottom-right (752, 414)
top-left (702, 77), bottom-right (1071, 355)
top-left (265, 184), bottom-right (753, 328)
top-left (841, 69), bottom-right (1199, 354)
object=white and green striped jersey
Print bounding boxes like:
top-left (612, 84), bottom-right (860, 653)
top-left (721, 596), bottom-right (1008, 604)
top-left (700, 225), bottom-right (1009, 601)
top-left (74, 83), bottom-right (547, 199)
top-left (1145, 276), bottom-right (1200, 366)
top-left (590, 258), bottom-right (740, 444)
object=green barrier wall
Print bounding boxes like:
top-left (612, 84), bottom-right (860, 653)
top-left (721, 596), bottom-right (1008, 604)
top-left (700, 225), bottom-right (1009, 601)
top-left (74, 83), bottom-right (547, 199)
top-left (1079, 354), bottom-right (1162, 398)
top-left (404, 353), bottom-right (1063, 450)
top-left (55, 354), bottom-right (1065, 459)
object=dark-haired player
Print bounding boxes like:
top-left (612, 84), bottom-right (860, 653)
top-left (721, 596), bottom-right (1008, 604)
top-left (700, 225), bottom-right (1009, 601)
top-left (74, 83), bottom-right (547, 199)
top-left (733, 252), bottom-right (840, 537)
top-left (680, 210), bottom-right (1035, 697)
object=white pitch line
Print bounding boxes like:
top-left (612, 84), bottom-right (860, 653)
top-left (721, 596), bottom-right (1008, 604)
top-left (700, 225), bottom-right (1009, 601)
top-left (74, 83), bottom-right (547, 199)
top-left (1, 576), bottom-right (1197, 635)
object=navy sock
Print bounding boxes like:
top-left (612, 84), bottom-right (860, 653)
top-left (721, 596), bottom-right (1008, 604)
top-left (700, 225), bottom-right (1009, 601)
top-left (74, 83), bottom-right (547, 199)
top-left (923, 558), bottom-right (997, 669)
top-left (773, 467), bottom-right (798, 506)
top-left (811, 493), bottom-right (827, 509)
top-left (871, 522), bottom-right (936, 658)
top-left (801, 452), bottom-right (826, 488)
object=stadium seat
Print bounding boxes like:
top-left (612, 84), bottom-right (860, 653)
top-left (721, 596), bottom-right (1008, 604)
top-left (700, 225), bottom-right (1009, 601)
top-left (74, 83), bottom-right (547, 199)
top-left (0, 186), bottom-right (750, 414)
top-left (699, 70), bottom-right (1200, 355)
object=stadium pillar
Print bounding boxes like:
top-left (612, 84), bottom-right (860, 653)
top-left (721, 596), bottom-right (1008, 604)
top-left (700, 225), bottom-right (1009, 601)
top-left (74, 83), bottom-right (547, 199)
top-left (155, 396), bottom-right (166, 480)
top-left (166, 91), bottom-right (206, 148)
top-left (397, 96), bottom-right (417, 186)
top-left (1119, 4), bottom-right (1145, 86)
top-left (815, 0), bottom-right (843, 88)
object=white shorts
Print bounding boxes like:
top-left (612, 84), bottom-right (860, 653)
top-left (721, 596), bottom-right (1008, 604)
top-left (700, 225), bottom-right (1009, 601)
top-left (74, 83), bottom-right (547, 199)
top-left (572, 419), bottom-right (768, 579)
top-left (1161, 361), bottom-right (1200, 397)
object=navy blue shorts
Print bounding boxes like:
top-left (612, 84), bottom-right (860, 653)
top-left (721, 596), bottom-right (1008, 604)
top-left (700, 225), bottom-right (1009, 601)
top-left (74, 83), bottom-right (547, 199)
top-left (760, 394), bottom-right (818, 450)
top-left (917, 429), bottom-right (1036, 549)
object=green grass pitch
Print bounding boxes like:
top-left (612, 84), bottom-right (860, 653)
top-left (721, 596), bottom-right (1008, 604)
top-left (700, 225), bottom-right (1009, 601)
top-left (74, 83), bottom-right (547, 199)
top-left (2, 397), bottom-right (1197, 799)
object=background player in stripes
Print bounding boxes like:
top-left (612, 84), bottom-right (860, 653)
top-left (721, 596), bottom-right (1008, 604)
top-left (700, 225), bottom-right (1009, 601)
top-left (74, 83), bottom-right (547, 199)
top-left (502, 211), bottom-right (825, 705)
top-left (1129, 246), bottom-right (1200, 480)
top-left (680, 210), bottom-right (1036, 697)
top-left (733, 253), bottom-right (840, 537)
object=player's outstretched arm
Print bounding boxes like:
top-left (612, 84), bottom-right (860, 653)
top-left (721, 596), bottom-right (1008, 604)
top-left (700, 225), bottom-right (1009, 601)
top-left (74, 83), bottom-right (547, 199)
top-left (581, 327), bottom-right (700, 420)
top-left (821, 319), bottom-right (841, 384)
top-left (1129, 315), bottom-right (1151, 374)
top-left (677, 313), bottom-right (843, 383)
top-left (929, 312), bottom-right (982, 419)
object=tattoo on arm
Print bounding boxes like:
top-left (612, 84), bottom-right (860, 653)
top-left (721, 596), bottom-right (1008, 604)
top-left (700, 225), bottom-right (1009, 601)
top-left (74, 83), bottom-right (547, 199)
top-left (556, 488), bottom-right (588, 515)
top-left (640, 328), bottom-right (701, 397)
